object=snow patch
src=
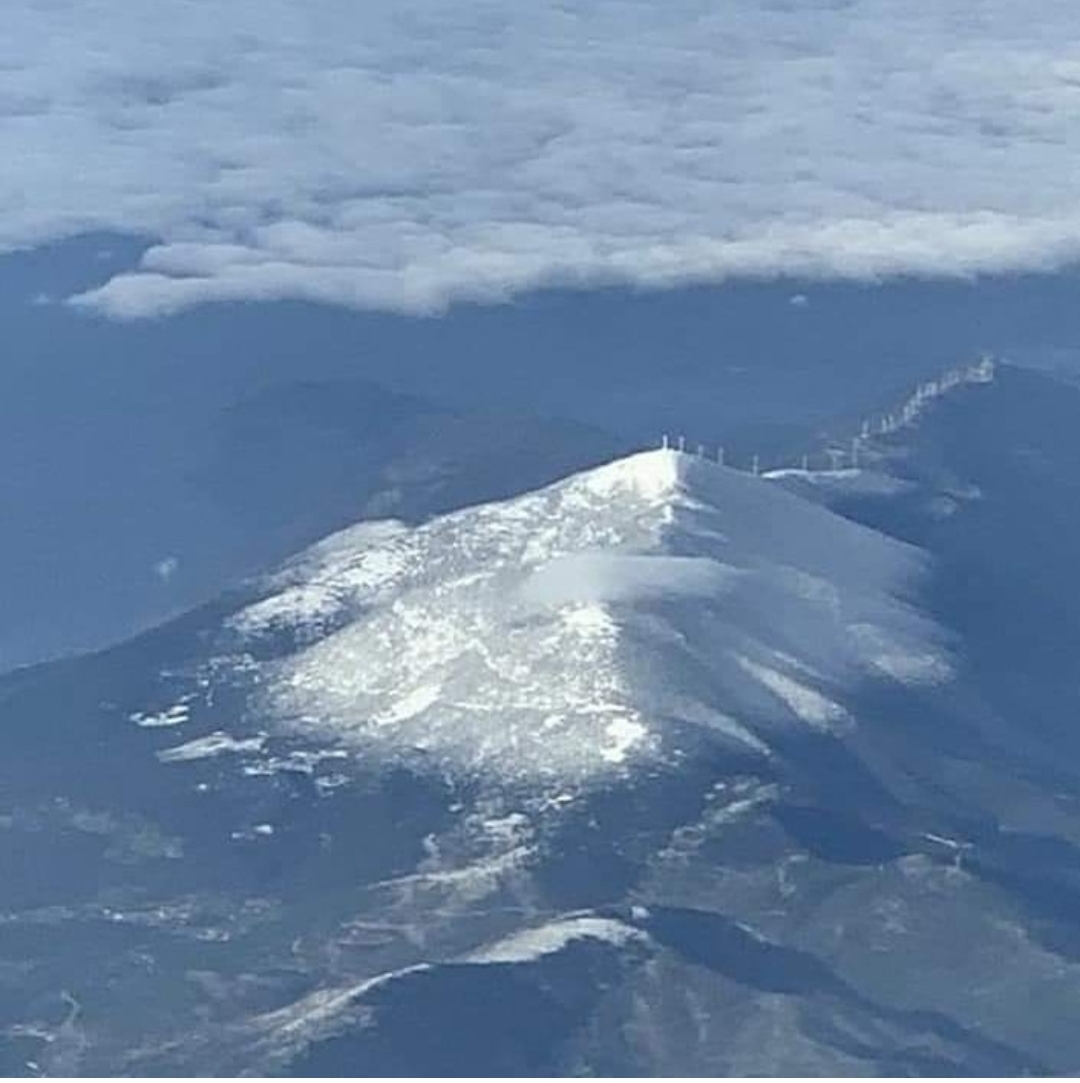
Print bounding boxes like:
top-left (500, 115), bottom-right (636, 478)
top-left (601, 715), bottom-right (649, 764)
top-left (240, 747), bottom-right (350, 778)
top-left (571, 448), bottom-right (683, 503)
top-left (231, 823), bottom-right (275, 840)
top-left (157, 732), bottom-right (265, 763)
top-left (230, 521), bottom-right (411, 638)
top-left (736, 656), bottom-right (849, 731)
top-left (129, 701), bottom-right (190, 728)
top-left (466, 916), bottom-right (647, 965)
top-left (253, 964), bottom-right (431, 1045)
top-left (373, 683), bottom-right (443, 728)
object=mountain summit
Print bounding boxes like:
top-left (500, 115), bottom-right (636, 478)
top-left (229, 449), bottom-right (947, 789)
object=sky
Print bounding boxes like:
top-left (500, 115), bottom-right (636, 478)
top-left (3, 0), bottom-right (1080, 318)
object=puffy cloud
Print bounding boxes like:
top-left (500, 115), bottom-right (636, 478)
top-left (3, 0), bottom-right (1080, 316)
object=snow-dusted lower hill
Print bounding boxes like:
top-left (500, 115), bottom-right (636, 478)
top-left (229, 449), bottom-right (949, 788)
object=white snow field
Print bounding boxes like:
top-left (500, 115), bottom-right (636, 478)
top-left (233, 449), bottom-right (950, 788)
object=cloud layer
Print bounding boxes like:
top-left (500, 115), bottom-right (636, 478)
top-left (4, 0), bottom-right (1080, 316)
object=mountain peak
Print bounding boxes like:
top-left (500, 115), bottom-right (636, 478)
top-left (573, 447), bottom-right (687, 501)
top-left (230, 449), bottom-right (949, 790)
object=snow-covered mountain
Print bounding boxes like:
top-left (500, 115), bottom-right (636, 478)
top-left (229, 448), bottom-right (947, 789)
top-left (4, 364), bottom-right (1080, 1075)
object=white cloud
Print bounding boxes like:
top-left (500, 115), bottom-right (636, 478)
top-left (521, 552), bottom-right (736, 609)
top-left (3, 0), bottom-right (1080, 317)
